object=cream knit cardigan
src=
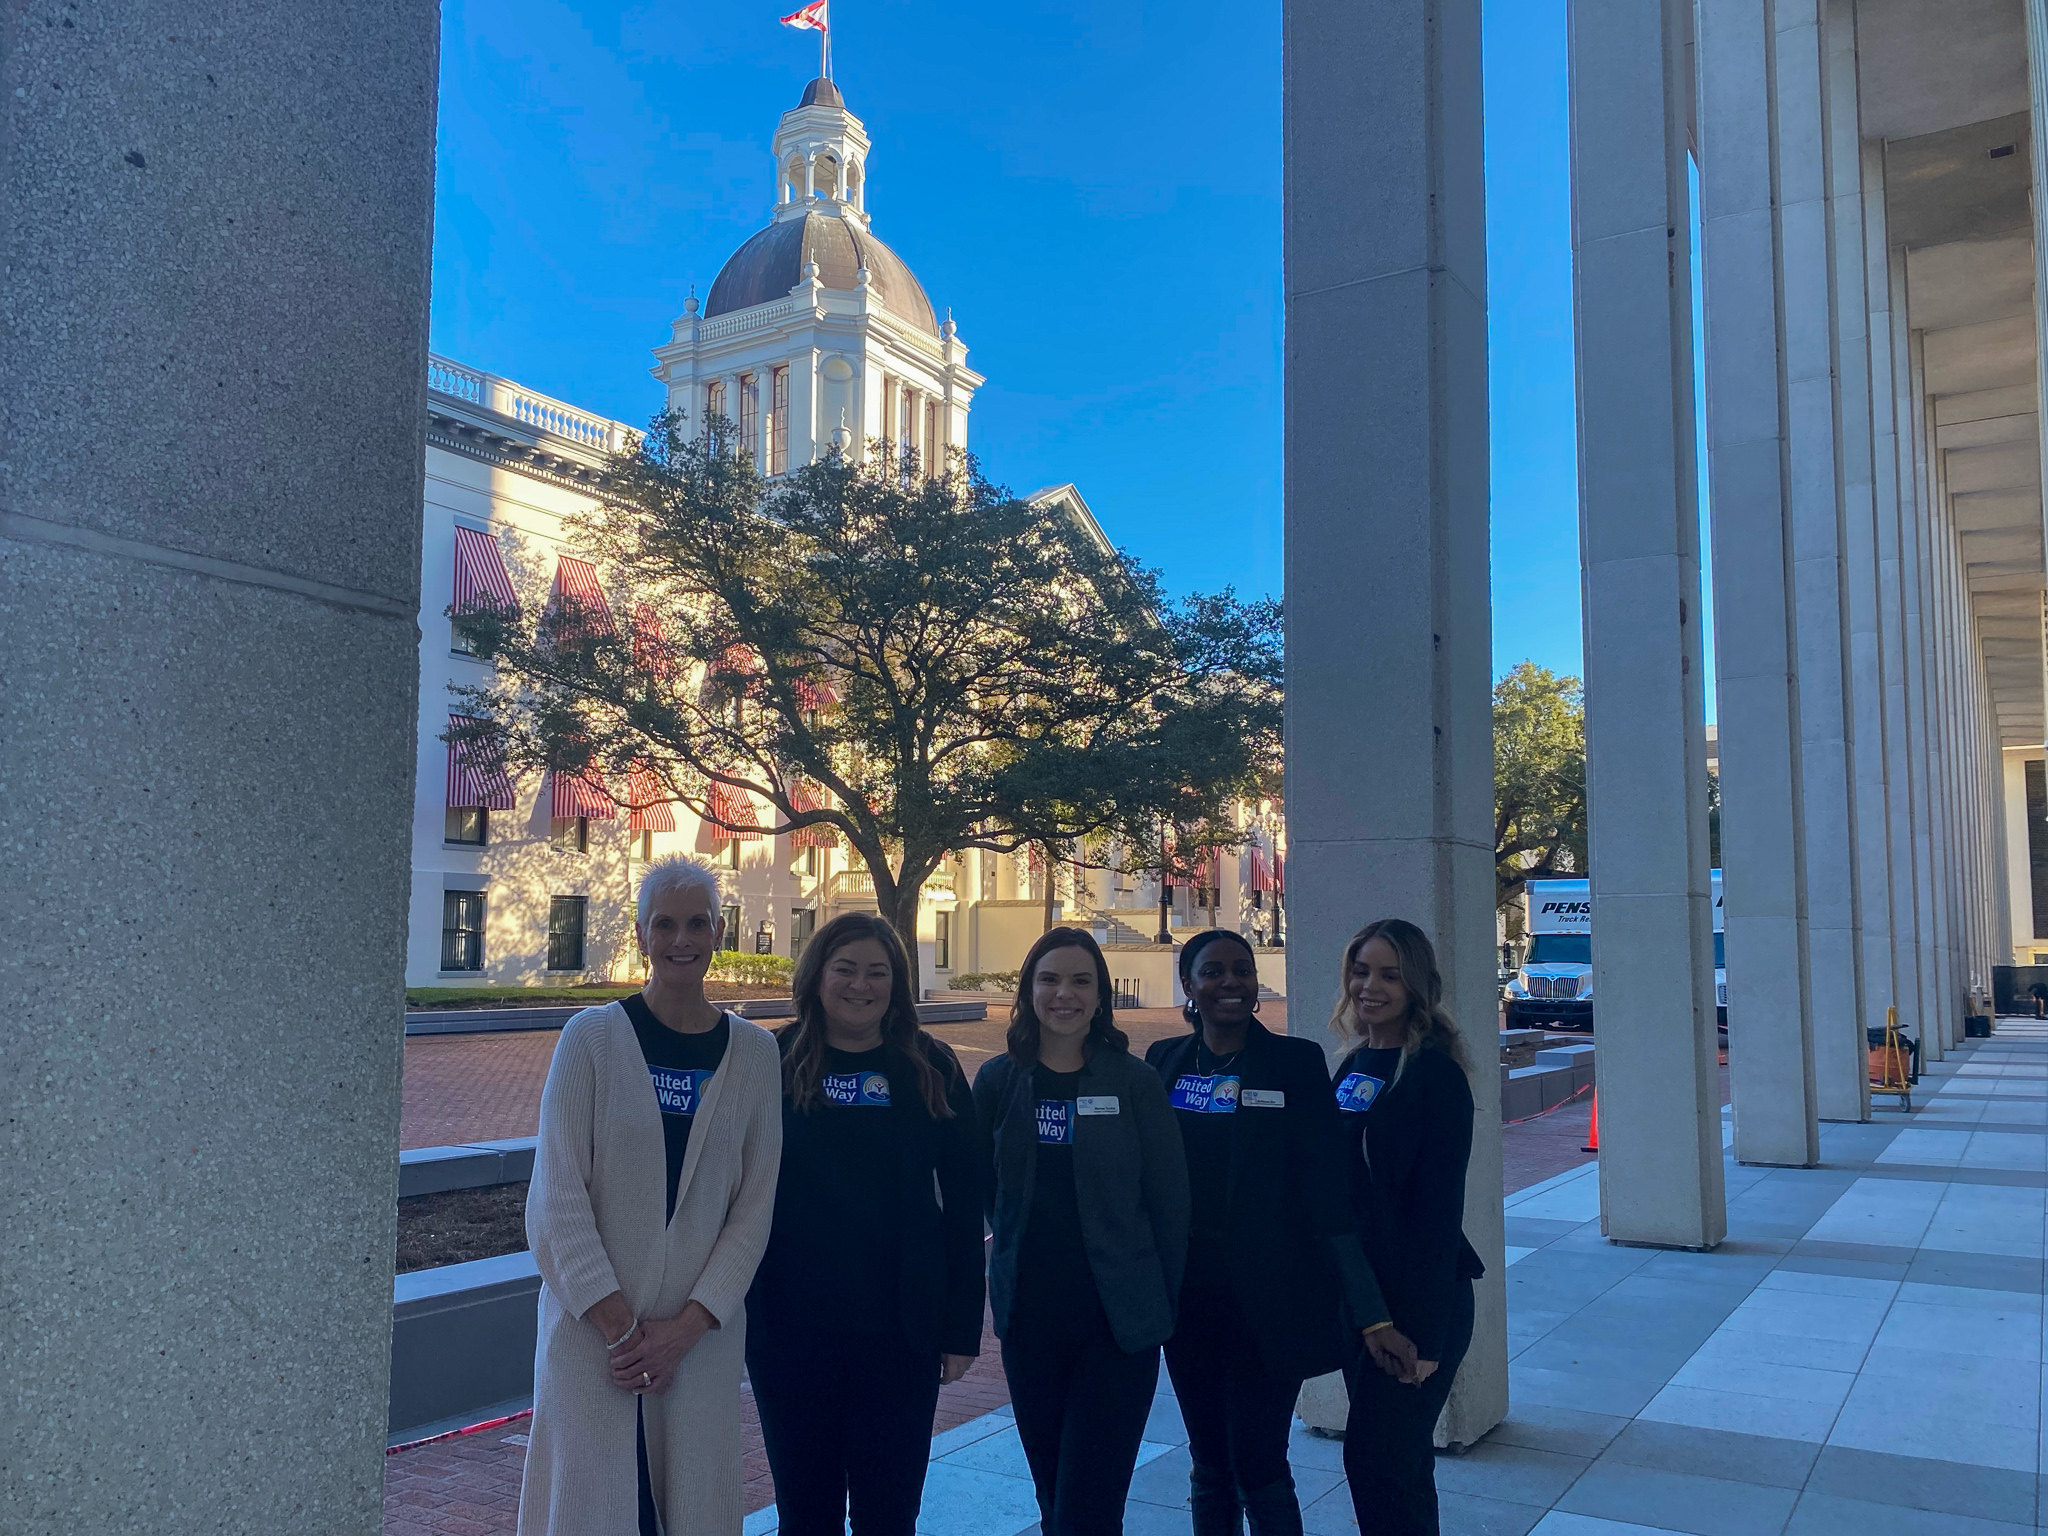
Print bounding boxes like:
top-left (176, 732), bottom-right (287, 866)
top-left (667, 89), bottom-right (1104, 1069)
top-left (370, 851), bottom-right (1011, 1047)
top-left (516, 1003), bottom-right (783, 1536)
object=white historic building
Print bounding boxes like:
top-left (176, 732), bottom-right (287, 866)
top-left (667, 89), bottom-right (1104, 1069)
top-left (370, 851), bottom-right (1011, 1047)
top-left (404, 77), bottom-right (1286, 995)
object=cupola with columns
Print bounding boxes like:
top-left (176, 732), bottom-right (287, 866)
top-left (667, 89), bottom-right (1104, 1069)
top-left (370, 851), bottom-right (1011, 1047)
top-left (651, 77), bottom-right (982, 476)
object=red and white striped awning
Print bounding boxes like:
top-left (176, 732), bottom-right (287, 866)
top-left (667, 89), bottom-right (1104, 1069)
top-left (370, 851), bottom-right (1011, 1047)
top-left (550, 765), bottom-right (616, 820)
top-left (1248, 845), bottom-right (1276, 893)
top-left (452, 526), bottom-right (519, 614)
top-left (445, 715), bottom-right (517, 811)
top-left (632, 603), bottom-right (674, 678)
top-left (794, 676), bottom-right (839, 712)
top-left (788, 781), bottom-right (836, 848)
top-left (548, 556), bottom-right (617, 638)
top-left (705, 780), bottom-right (764, 841)
top-left (625, 765), bottom-right (677, 833)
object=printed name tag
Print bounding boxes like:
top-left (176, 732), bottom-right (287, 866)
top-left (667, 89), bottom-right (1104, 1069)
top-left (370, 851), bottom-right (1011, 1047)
top-left (1036, 1099), bottom-right (1074, 1144)
top-left (649, 1065), bottom-right (712, 1116)
top-left (1241, 1088), bottom-right (1285, 1109)
top-left (822, 1071), bottom-right (892, 1107)
top-left (1170, 1074), bottom-right (1241, 1114)
top-left (1334, 1072), bottom-right (1385, 1114)
top-left (1077, 1096), bottom-right (1121, 1116)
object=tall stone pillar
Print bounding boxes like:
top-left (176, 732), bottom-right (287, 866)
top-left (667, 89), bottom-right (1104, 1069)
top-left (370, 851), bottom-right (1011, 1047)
top-left (1823, 0), bottom-right (1883, 1121)
top-left (1282, 0), bottom-right (1505, 1446)
top-left (1906, 328), bottom-right (1955, 1059)
top-left (1568, 0), bottom-right (1729, 1239)
top-left (1777, 0), bottom-right (1869, 1112)
top-left (1, 9), bottom-right (437, 1536)
top-left (1696, 0), bottom-right (1821, 1168)
top-left (1864, 143), bottom-right (1925, 1054)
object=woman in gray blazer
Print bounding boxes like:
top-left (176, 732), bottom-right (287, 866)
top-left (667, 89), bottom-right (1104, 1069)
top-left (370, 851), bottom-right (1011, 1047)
top-left (973, 926), bottom-right (1190, 1536)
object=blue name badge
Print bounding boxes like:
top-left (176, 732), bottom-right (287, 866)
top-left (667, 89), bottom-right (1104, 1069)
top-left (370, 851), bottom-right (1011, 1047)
top-left (1170, 1073), bottom-right (1242, 1114)
top-left (1334, 1072), bottom-right (1386, 1114)
top-left (1036, 1099), bottom-right (1074, 1144)
top-left (822, 1071), bottom-right (892, 1107)
top-left (649, 1065), bottom-right (712, 1116)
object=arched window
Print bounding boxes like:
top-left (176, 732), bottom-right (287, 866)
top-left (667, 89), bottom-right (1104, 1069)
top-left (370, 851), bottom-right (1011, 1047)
top-left (816, 153), bottom-right (841, 200)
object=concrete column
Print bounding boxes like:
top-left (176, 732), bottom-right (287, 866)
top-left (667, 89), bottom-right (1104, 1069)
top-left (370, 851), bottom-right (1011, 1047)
top-left (1905, 326), bottom-right (1954, 1059)
top-left (1865, 141), bottom-right (1925, 1048)
top-left (2004, 752), bottom-right (2034, 957)
top-left (1777, 0), bottom-right (1868, 1106)
top-left (1282, 0), bottom-right (1505, 1446)
top-left (1696, 0), bottom-right (1820, 1166)
top-left (1823, 0), bottom-right (1884, 1122)
top-left (1569, 0), bottom-right (1729, 1236)
top-left (2, 8), bottom-right (435, 1535)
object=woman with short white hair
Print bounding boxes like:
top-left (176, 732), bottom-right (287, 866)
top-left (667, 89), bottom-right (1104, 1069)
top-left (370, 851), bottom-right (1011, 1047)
top-left (517, 854), bottom-right (783, 1536)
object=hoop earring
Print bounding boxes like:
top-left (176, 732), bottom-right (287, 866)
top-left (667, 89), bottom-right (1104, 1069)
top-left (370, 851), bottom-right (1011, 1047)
top-left (1250, 997), bottom-right (1262, 1014)
top-left (1181, 1000), bottom-right (1201, 1026)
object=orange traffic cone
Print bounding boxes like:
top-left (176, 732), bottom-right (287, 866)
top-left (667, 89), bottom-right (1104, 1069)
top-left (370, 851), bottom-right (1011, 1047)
top-left (1581, 1090), bottom-right (1599, 1154)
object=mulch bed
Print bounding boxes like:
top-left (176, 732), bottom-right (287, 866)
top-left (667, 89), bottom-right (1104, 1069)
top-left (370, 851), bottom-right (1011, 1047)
top-left (398, 1183), bottom-right (531, 1274)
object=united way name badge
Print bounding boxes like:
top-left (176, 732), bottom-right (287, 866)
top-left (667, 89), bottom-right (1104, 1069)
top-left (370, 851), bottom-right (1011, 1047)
top-left (822, 1071), bottom-right (892, 1107)
top-left (649, 1065), bottom-right (712, 1116)
top-left (1036, 1099), bottom-right (1074, 1144)
top-left (1334, 1072), bottom-right (1386, 1114)
top-left (1170, 1073), bottom-right (1242, 1114)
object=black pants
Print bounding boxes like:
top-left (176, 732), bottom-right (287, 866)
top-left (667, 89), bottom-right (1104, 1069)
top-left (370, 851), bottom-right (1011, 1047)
top-left (1340, 1282), bottom-right (1476, 1536)
top-left (749, 1333), bottom-right (943, 1536)
top-left (1002, 1311), bottom-right (1161, 1536)
top-left (1163, 1265), bottom-right (1301, 1499)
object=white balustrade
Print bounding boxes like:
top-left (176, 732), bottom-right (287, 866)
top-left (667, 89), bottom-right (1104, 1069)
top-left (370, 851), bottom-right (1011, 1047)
top-left (427, 352), bottom-right (632, 455)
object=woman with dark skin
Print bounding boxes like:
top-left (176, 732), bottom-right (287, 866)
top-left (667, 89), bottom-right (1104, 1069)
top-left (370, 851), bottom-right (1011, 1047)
top-left (1329, 920), bottom-right (1486, 1536)
top-left (1144, 931), bottom-right (1416, 1536)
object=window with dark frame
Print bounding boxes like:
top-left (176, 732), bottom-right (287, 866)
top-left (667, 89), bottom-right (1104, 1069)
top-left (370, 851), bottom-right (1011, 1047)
top-left (721, 902), bottom-right (742, 951)
top-left (769, 366), bottom-right (789, 474)
top-left (726, 837), bottom-right (742, 869)
top-left (804, 843), bottom-right (820, 876)
top-left (445, 806), bottom-right (487, 846)
top-left (934, 910), bottom-right (952, 971)
top-left (550, 816), bottom-right (589, 852)
top-left (548, 896), bottom-right (588, 972)
top-left (791, 907), bottom-right (816, 962)
top-left (441, 891), bottom-right (486, 972)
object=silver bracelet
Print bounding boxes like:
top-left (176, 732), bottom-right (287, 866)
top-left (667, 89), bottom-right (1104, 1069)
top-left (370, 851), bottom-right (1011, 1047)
top-left (604, 1320), bottom-right (639, 1350)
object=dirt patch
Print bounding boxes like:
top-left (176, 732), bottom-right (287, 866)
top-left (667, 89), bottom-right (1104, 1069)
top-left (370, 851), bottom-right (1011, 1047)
top-left (397, 1183), bottom-right (531, 1273)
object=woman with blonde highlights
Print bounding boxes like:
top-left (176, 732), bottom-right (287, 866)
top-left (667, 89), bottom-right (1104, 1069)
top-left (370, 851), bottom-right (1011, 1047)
top-left (1327, 919), bottom-right (1484, 1536)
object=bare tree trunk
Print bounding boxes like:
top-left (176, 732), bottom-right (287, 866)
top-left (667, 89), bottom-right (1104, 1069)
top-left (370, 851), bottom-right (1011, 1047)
top-left (884, 880), bottom-right (924, 999)
top-left (1042, 845), bottom-right (1058, 933)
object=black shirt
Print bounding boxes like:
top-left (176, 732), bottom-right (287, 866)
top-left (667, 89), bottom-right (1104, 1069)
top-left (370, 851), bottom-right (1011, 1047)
top-left (622, 995), bottom-right (730, 1222)
top-left (758, 1044), bottom-right (906, 1336)
top-left (1166, 1039), bottom-right (1250, 1242)
top-left (1013, 1063), bottom-right (1101, 1327)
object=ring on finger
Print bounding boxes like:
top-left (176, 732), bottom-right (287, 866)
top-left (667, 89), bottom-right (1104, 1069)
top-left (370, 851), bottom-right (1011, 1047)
top-left (641, 1372), bottom-right (651, 1387)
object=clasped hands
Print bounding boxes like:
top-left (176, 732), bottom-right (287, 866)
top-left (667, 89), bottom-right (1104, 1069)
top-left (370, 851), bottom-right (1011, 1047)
top-left (1362, 1324), bottom-right (1437, 1387)
top-left (587, 1292), bottom-right (716, 1396)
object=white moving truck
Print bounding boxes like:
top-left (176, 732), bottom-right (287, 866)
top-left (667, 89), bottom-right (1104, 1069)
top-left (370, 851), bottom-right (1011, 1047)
top-left (1507, 872), bottom-right (1727, 1034)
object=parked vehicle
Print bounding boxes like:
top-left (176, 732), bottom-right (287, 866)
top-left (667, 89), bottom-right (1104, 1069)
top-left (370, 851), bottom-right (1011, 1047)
top-left (1506, 872), bottom-right (1727, 1036)
top-left (1505, 880), bottom-right (1592, 1031)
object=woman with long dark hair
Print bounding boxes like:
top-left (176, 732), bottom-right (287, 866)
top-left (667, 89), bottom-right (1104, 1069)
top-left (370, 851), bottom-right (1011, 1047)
top-left (745, 912), bottom-right (983, 1536)
top-left (1329, 919), bottom-right (1485, 1536)
top-left (973, 926), bottom-right (1189, 1536)
top-left (1144, 930), bottom-right (1414, 1536)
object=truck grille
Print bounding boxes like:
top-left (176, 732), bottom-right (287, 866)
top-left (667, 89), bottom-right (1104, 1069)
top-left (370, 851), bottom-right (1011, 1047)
top-left (1530, 975), bottom-right (1580, 1000)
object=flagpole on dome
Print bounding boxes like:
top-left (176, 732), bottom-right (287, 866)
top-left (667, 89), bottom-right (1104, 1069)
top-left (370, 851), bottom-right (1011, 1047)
top-left (778, 0), bottom-right (831, 82)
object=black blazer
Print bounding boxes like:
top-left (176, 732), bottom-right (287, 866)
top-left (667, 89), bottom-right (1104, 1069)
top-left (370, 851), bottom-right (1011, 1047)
top-left (973, 1046), bottom-right (1190, 1354)
top-left (1145, 1020), bottom-right (1390, 1379)
top-left (749, 1030), bottom-right (986, 1358)
top-left (1333, 1040), bottom-right (1486, 1362)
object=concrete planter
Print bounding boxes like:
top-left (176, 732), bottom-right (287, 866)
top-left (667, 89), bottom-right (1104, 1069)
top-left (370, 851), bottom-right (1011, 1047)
top-left (390, 1252), bottom-right (540, 1445)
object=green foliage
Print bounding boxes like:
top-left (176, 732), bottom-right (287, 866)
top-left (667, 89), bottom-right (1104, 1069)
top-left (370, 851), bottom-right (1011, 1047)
top-left (948, 971), bottom-right (1020, 993)
top-left (706, 951), bottom-right (796, 986)
top-left (1494, 661), bottom-right (1588, 911)
top-left (451, 419), bottom-right (1280, 984)
top-left (406, 985), bottom-right (640, 1009)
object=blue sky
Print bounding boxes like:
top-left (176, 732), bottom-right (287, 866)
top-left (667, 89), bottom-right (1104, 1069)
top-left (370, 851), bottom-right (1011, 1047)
top-left (430, 0), bottom-right (1590, 684)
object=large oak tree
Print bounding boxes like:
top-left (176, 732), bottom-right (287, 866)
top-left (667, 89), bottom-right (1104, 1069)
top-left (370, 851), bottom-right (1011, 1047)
top-left (451, 417), bottom-right (1280, 985)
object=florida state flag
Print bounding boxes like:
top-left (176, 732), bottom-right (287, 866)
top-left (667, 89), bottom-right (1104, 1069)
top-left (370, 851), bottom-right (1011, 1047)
top-left (780, 0), bottom-right (827, 32)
